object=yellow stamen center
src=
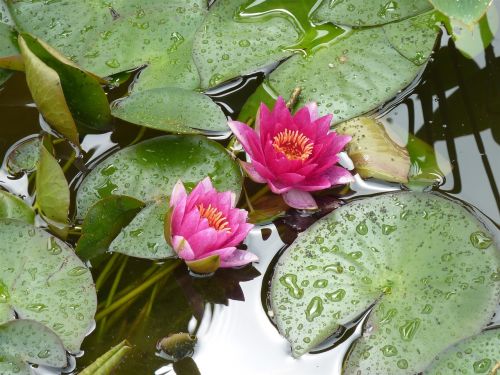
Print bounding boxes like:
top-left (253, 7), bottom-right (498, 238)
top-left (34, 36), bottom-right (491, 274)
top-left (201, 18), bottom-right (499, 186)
top-left (198, 204), bottom-right (230, 232)
top-left (272, 129), bottom-right (314, 161)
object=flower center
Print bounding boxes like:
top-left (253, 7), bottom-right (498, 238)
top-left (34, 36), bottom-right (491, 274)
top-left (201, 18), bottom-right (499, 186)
top-left (197, 204), bottom-right (230, 232)
top-left (272, 129), bottom-right (314, 161)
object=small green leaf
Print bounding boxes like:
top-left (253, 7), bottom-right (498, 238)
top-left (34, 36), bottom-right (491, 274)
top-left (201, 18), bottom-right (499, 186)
top-left (18, 35), bottom-right (79, 144)
top-left (80, 340), bottom-right (131, 375)
top-left (186, 255), bottom-right (221, 274)
top-left (0, 219), bottom-right (97, 352)
top-left (429, 0), bottom-right (492, 25)
top-left (0, 190), bottom-right (34, 223)
top-left (110, 199), bottom-right (175, 259)
top-left (111, 88), bottom-right (228, 134)
top-left (76, 195), bottom-right (145, 261)
top-left (0, 320), bottom-right (67, 375)
top-left (35, 145), bottom-right (69, 226)
top-left (6, 135), bottom-right (40, 174)
top-left (335, 117), bottom-right (410, 183)
top-left (314, 0), bottom-right (432, 26)
top-left (271, 192), bottom-right (499, 374)
top-left (425, 328), bottom-right (500, 374)
top-left (76, 135), bottom-right (243, 219)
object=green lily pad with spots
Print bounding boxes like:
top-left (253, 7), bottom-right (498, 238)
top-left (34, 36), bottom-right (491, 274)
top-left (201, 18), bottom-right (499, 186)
top-left (111, 87), bottom-right (229, 134)
top-left (425, 327), bottom-right (500, 374)
top-left (313, 0), bottom-right (432, 27)
top-left (0, 219), bottom-right (97, 353)
top-left (270, 192), bottom-right (500, 374)
top-left (0, 190), bottom-right (34, 223)
top-left (0, 319), bottom-right (67, 375)
top-left (76, 135), bottom-right (243, 219)
top-left (110, 199), bottom-right (175, 259)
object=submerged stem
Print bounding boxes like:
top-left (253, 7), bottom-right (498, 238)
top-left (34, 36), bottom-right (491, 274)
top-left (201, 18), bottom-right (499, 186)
top-left (129, 126), bottom-right (147, 146)
top-left (95, 253), bottom-right (121, 291)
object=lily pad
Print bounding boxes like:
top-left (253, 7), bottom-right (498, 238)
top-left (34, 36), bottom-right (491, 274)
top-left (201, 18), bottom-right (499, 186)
top-left (35, 145), bottom-right (69, 226)
top-left (429, 0), bottom-right (492, 25)
top-left (76, 195), bottom-right (145, 261)
top-left (5, 136), bottom-right (40, 174)
top-left (313, 0), bottom-right (432, 26)
top-left (76, 135), bottom-right (243, 218)
top-left (0, 219), bottom-right (97, 352)
top-left (0, 319), bottom-right (67, 375)
top-left (192, 0), bottom-right (299, 88)
top-left (0, 190), bottom-right (34, 223)
top-left (0, 22), bottom-right (17, 85)
top-left (242, 11), bottom-right (439, 124)
top-left (111, 88), bottom-right (228, 134)
top-left (110, 199), bottom-right (175, 259)
top-left (335, 117), bottom-right (410, 183)
top-left (270, 192), bottom-right (500, 374)
top-left (425, 328), bottom-right (500, 374)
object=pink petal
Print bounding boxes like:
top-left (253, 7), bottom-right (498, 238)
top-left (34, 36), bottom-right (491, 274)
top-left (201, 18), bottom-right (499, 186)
top-left (240, 161), bottom-right (267, 183)
top-left (172, 236), bottom-right (195, 260)
top-left (203, 246), bottom-right (237, 259)
top-left (324, 165), bottom-right (354, 185)
top-left (170, 180), bottom-right (187, 207)
top-left (295, 176), bottom-right (332, 192)
top-left (306, 102), bottom-right (319, 120)
top-left (186, 228), bottom-right (218, 255)
top-left (219, 249), bottom-right (259, 268)
top-left (282, 189), bottom-right (318, 210)
top-left (228, 120), bottom-right (263, 161)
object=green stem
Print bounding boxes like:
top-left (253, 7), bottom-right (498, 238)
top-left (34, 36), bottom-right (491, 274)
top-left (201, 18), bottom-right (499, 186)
top-left (62, 151), bottom-right (77, 173)
top-left (129, 126), bottom-right (147, 146)
top-left (242, 185), bottom-right (255, 212)
top-left (96, 261), bottom-right (180, 320)
top-left (95, 253), bottom-right (121, 291)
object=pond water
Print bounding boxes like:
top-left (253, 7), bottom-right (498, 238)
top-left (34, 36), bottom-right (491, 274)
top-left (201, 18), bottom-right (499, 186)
top-left (0, 1), bottom-right (499, 375)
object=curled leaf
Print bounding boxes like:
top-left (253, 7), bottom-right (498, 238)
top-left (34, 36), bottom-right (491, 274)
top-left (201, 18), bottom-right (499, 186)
top-left (335, 117), bottom-right (410, 183)
top-left (80, 340), bottom-right (131, 375)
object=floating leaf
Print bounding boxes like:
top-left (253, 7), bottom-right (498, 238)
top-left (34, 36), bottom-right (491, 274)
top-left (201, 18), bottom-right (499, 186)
top-left (5, 135), bottom-right (40, 174)
top-left (0, 22), bottom-right (20, 86)
top-left (0, 319), bottom-right (67, 375)
top-left (242, 12), bottom-right (439, 125)
top-left (0, 190), bottom-right (34, 223)
top-left (0, 219), bottom-right (97, 352)
top-left (111, 88), bottom-right (228, 134)
top-left (314, 0), bottom-right (432, 26)
top-left (18, 35), bottom-right (79, 144)
top-left (21, 34), bottom-right (110, 133)
top-left (192, 0), bottom-right (299, 88)
top-left (110, 199), bottom-right (174, 259)
top-left (35, 145), bottom-right (69, 226)
top-left (76, 195), bottom-right (145, 261)
top-left (271, 192), bottom-right (500, 374)
top-left (429, 0), bottom-right (492, 25)
top-left (80, 340), bottom-right (131, 375)
top-left (76, 135), bottom-right (242, 218)
top-left (335, 117), bottom-right (410, 183)
top-left (425, 328), bottom-right (500, 374)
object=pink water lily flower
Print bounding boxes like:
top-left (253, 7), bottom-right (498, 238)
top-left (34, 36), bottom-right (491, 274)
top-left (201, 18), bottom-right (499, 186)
top-left (165, 177), bottom-right (257, 274)
top-left (228, 97), bottom-right (353, 210)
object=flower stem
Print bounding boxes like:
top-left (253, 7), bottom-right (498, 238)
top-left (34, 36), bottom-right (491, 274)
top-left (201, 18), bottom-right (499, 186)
top-left (62, 151), bottom-right (77, 173)
top-left (95, 253), bottom-right (121, 291)
top-left (242, 185), bottom-right (255, 212)
top-left (286, 87), bottom-right (302, 110)
top-left (129, 126), bottom-right (147, 146)
top-left (95, 261), bottom-right (180, 320)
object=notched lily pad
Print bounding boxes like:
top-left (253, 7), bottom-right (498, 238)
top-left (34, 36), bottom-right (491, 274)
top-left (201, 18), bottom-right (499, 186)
top-left (0, 219), bottom-right (97, 353)
top-left (110, 199), bottom-right (175, 259)
top-left (271, 192), bottom-right (499, 374)
top-left (425, 327), bottom-right (500, 374)
top-left (0, 319), bottom-right (67, 375)
top-left (76, 135), bottom-right (243, 219)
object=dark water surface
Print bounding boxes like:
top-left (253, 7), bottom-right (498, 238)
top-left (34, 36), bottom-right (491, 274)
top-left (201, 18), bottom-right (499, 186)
top-left (0, 3), bottom-right (499, 375)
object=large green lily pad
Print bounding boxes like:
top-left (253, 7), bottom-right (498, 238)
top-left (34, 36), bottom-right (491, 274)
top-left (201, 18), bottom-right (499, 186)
top-left (110, 199), bottom-right (175, 259)
top-left (0, 220), bottom-right (97, 353)
top-left (425, 328), bottom-right (500, 374)
top-left (76, 135), bottom-right (243, 219)
top-left (111, 87), bottom-right (229, 134)
top-left (0, 22), bottom-right (16, 85)
top-left (271, 192), bottom-right (500, 374)
top-left (192, 0), bottom-right (299, 89)
top-left (0, 190), bottom-right (34, 223)
top-left (313, 0), bottom-right (432, 26)
top-left (0, 319), bottom-right (67, 375)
